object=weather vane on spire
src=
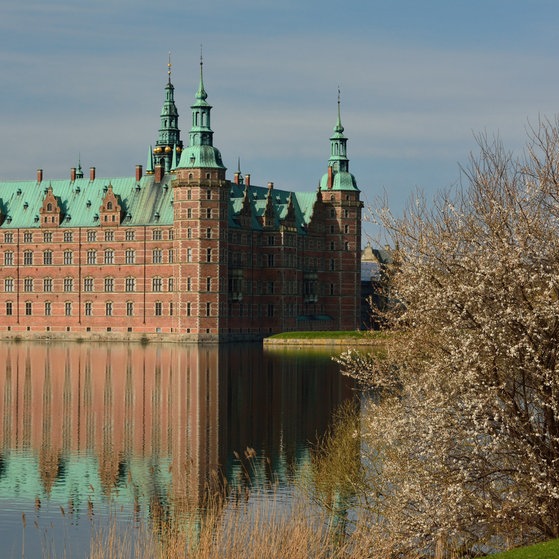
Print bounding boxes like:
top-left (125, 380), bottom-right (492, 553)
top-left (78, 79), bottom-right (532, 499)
top-left (168, 51), bottom-right (172, 82)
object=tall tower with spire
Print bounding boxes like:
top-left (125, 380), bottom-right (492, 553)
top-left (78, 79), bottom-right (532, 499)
top-left (320, 91), bottom-right (362, 330)
top-left (152, 54), bottom-right (183, 173)
top-left (172, 56), bottom-right (229, 338)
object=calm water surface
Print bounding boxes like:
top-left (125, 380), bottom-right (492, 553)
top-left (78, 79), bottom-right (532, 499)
top-left (0, 341), bottom-right (353, 557)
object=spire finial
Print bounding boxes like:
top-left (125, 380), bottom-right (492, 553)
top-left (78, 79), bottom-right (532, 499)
top-left (196, 45), bottom-right (208, 101)
top-left (168, 51), bottom-right (172, 83)
top-left (335, 86), bottom-right (344, 133)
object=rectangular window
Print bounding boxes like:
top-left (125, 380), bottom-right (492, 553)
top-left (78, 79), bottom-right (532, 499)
top-left (87, 250), bottom-right (96, 264)
top-left (125, 277), bottom-right (135, 292)
top-left (43, 232), bottom-right (52, 243)
top-left (104, 250), bottom-right (114, 264)
top-left (125, 230), bottom-right (135, 241)
top-left (206, 302), bottom-right (211, 317)
top-left (152, 249), bottom-right (162, 264)
top-left (187, 277), bottom-right (191, 291)
top-left (23, 251), bottom-right (33, 265)
top-left (206, 277), bottom-right (211, 291)
top-left (126, 301), bottom-right (133, 316)
top-left (44, 251), bottom-right (53, 265)
top-left (44, 302), bottom-right (51, 316)
top-left (168, 249), bottom-right (174, 263)
top-left (104, 278), bottom-right (114, 292)
top-left (5, 279), bottom-right (13, 292)
top-left (206, 227), bottom-right (212, 239)
top-left (268, 304), bottom-right (274, 317)
top-left (64, 231), bottom-right (73, 242)
top-left (268, 254), bottom-right (274, 267)
top-left (44, 278), bottom-right (52, 292)
top-left (64, 278), bottom-right (73, 292)
top-left (168, 229), bottom-right (174, 240)
top-left (25, 302), bottom-right (32, 316)
top-left (64, 251), bottom-right (73, 265)
top-left (105, 301), bottom-right (113, 316)
top-left (206, 248), bottom-right (212, 263)
top-left (206, 208), bottom-right (212, 219)
top-left (105, 230), bottom-right (114, 242)
top-left (65, 302), bottom-right (72, 316)
top-left (6, 302), bottom-right (12, 316)
top-left (24, 278), bottom-right (33, 292)
top-left (152, 230), bottom-right (162, 241)
top-left (186, 302), bottom-right (191, 316)
top-left (187, 208), bottom-right (192, 219)
top-left (152, 277), bottom-right (162, 292)
top-left (169, 302), bottom-right (173, 316)
top-left (125, 249), bottom-right (135, 264)
top-left (84, 277), bottom-right (94, 292)
top-left (23, 232), bottom-right (33, 243)
top-left (154, 302), bottom-right (162, 316)
top-left (168, 277), bottom-right (174, 291)
top-left (4, 252), bottom-right (13, 266)
top-left (87, 230), bottom-right (96, 242)
top-left (85, 301), bottom-right (92, 316)
top-left (187, 248), bottom-right (192, 263)
top-left (187, 228), bottom-right (192, 239)
top-left (4, 233), bottom-right (13, 243)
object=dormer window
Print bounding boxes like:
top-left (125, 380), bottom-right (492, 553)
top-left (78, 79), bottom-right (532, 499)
top-left (40, 187), bottom-right (62, 228)
top-left (99, 184), bottom-right (122, 227)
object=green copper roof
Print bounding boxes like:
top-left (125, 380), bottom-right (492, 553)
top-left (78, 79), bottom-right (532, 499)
top-left (320, 170), bottom-right (359, 191)
top-left (0, 174), bottom-right (174, 228)
top-left (319, 91), bottom-right (359, 192)
top-left (177, 59), bottom-right (225, 171)
top-left (228, 182), bottom-right (320, 232)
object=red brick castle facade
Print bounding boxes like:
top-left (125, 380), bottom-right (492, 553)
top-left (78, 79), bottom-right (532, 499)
top-left (0, 60), bottom-right (362, 342)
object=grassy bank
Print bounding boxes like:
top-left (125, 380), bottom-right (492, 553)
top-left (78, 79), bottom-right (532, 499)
top-left (484, 539), bottom-right (559, 559)
top-left (265, 330), bottom-right (389, 342)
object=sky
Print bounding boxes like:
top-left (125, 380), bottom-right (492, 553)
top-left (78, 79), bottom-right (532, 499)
top-left (1, 0), bottom-right (559, 244)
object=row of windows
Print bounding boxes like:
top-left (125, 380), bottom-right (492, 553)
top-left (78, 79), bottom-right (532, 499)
top-left (4, 277), bottom-right (174, 293)
top-left (4, 229), bottom-right (174, 244)
top-left (4, 249), bottom-right (174, 266)
top-left (6, 248), bottom-right (348, 268)
top-left (5, 301), bottom-right (173, 317)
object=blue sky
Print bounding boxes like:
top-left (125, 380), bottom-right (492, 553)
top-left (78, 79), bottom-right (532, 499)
top-left (1, 1), bottom-right (558, 243)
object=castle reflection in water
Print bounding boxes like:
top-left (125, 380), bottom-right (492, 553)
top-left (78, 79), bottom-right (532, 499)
top-left (0, 341), bottom-right (351, 526)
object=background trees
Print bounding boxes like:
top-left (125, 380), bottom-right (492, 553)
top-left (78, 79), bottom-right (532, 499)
top-left (341, 119), bottom-right (559, 556)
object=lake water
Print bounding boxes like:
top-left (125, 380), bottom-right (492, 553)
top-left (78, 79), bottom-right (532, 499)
top-left (0, 341), bottom-right (353, 558)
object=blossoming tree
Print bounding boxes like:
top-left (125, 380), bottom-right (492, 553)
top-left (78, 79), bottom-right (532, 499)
top-left (341, 120), bottom-right (559, 556)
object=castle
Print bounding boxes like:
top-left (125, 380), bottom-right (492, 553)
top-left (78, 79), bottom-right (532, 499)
top-left (0, 60), bottom-right (362, 342)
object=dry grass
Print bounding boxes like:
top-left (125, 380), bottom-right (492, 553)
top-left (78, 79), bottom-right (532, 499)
top-left (85, 490), bottom-right (374, 559)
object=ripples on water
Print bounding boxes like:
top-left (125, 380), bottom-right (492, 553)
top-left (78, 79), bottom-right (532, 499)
top-left (0, 342), bottom-right (353, 558)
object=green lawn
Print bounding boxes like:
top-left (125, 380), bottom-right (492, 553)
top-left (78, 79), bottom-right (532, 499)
top-left (486, 539), bottom-right (559, 559)
top-left (267, 330), bottom-right (388, 340)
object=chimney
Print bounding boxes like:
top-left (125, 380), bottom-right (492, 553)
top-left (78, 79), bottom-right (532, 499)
top-left (89, 167), bottom-right (96, 181)
top-left (154, 164), bottom-right (164, 183)
top-left (70, 167), bottom-right (76, 182)
top-left (37, 169), bottom-right (43, 183)
top-left (267, 181), bottom-right (274, 190)
top-left (245, 173), bottom-right (251, 187)
top-left (327, 166), bottom-right (333, 189)
top-left (234, 172), bottom-right (240, 184)
top-left (136, 164), bottom-right (143, 182)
